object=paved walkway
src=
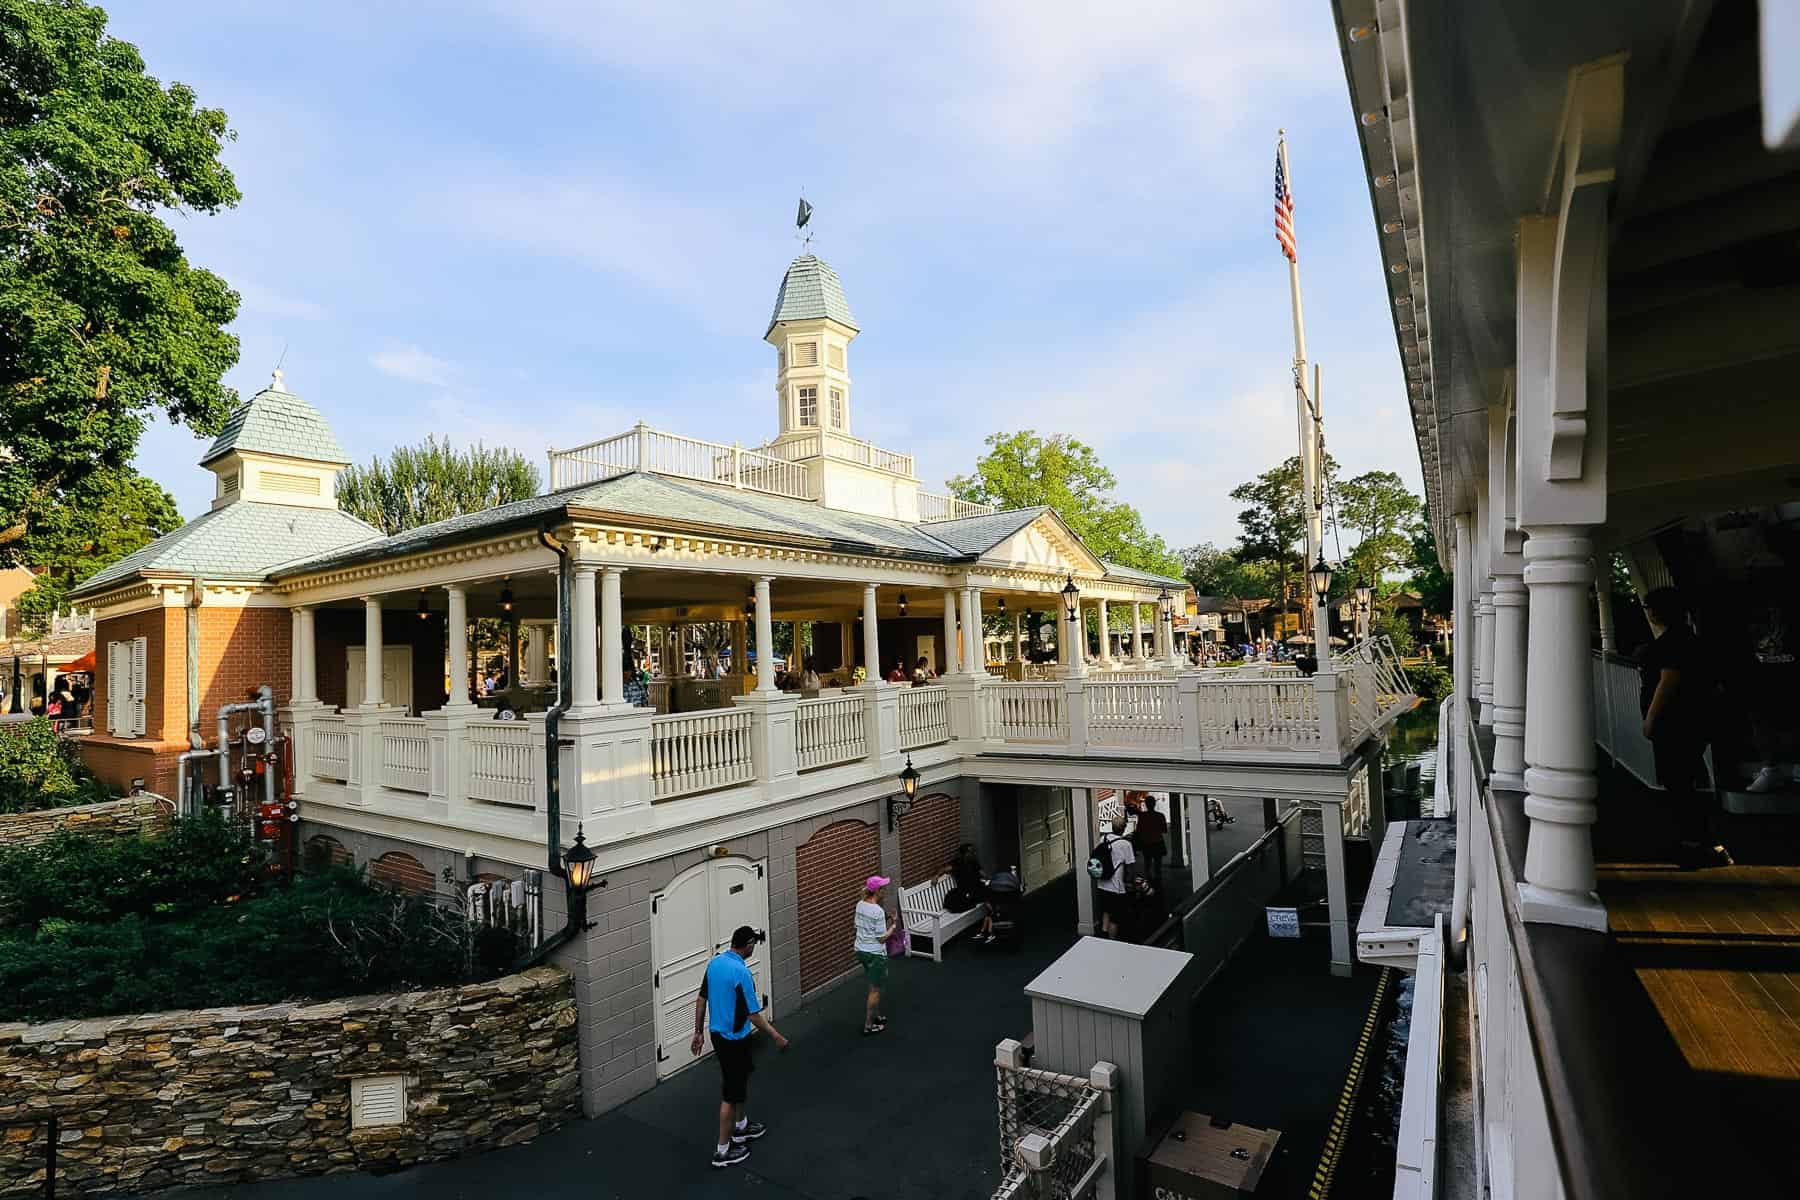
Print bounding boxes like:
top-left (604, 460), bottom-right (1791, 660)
top-left (162, 880), bottom-right (1086, 1200)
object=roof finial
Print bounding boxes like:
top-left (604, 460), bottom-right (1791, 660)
top-left (795, 192), bottom-right (814, 254)
top-left (270, 342), bottom-right (289, 392)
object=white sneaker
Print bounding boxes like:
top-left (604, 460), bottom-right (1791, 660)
top-left (1747, 766), bottom-right (1781, 794)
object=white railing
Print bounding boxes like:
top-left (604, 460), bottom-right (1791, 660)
top-left (754, 430), bottom-right (915, 477)
top-left (49, 609), bottom-right (96, 637)
top-left (898, 686), bottom-right (951, 749)
top-left (1339, 636), bottom-right (1414, 740)
top-left (467, 721), bottom-right (538, 808)
top-left (379, 717), bottom-right (431, 794)
top-left (1195, 679), bottom-right (1322, 753)
top-left (982, 682), bottom-right (1069, 743)
top-left (795, 693), bottom-right (869, 771)
top-left (548, 423), bottom-right (812, 501)
top-left (1087, 680), bottom-right (1182, 750)
top-left (918, 491), bottom-right (998, 521)
top-left (651, 708), bottom-right (755, 799)
top-left (1394, 915), bottom-right (1446, 1198)
top-left (1593, 651), bottom-right (1656, 787)
top-left (312, 715), bottom-right (352, 782)
top-left (1098, 666), bottom-right (1173, 682)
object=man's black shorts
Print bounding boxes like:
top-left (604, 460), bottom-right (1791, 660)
top-left (711, 1031), bottom-right (754, 1103)
top-left (1098, 889), bottom-right (1129, 922)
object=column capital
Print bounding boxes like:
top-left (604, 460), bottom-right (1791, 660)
top-left (601, 564), bottom-right (627, 577)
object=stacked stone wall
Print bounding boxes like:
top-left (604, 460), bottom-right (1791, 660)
top-left (0, 968), bottom-right (577, 1194)
top-left (0, 794), bottom-right (170, 851)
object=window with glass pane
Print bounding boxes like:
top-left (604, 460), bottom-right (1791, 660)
top-left (798, 386), bottom-right (818, 426)
top-left (830, 389), bottom-right (844, 429)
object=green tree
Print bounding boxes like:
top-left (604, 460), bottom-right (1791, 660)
top-left (336, 437), bottom-right (541, 536)
top-left (0, 0), bottom-right (240, 557)
top-left (947, 431), bottom-right (1181, 577)
top-left (1405, 516), bottom-right (1452, 617)
top-left (1179, 542), bottom-right (1277, 601)
top-left (13, 468), bottom-right (181, 634)
top-left (1336, 469), bottom-right (1422, 588)
top-left (1228, 454), bottom-right (1339, 617)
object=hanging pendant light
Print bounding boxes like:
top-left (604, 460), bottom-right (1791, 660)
top-left (416, 589), bottom-right (430, 621)
top-left (897, 592), bottom-right (908, 616)
top-left (499, 583), bottom-right (515, 614)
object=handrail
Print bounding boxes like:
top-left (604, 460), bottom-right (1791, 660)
top-left (918, 491), bottom-right (998, 521)
top-left (1145, 805), bottom-right (1301, 948)
top-left (548, 422), bottom-right (813, 500)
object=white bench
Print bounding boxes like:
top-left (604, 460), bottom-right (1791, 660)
top-left (900, 874), bottom-right (985, 961)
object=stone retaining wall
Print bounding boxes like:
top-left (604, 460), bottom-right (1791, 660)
top-left (0, 967), bottom-right (578, 1195)
top-left (0, 793), bottom-right (169, 851)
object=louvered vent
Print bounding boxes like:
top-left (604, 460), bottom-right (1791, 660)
top-left (793, 341), bottom-right (819, 367)
top-left (350, 1075), bottom-right (407, 1128)
top-left (260, 470), bottom-right (321, 496)
top-left (220, 472), bottom-right (239, 495)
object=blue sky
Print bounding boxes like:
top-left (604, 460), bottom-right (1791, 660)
top-left (109, 0), bottom-right (1418, 550)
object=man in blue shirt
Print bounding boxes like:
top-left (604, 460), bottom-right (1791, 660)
top-left (690, 925), bottom-right (789, 1168)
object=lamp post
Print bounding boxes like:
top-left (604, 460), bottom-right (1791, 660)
top-left (1060, 577), bottom-right (1084, 676)
top-left (563, 824), bottom-right (603, 932)
top-left (888, 756), bottom-right (920, 832)
top-left (1354, 579), bottom-right (1373, 641)
top-left (1310, 556), bottom-right (1333, 665)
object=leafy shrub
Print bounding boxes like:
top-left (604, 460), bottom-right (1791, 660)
top-left (0, 816), bottom-right (520, 1021)
top-left (0, 717), bottom-right (112, 813)
top-left (1407, 662), bottom-right (1451, 702)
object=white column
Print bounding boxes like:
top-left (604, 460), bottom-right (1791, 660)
top-left (1595, 580), bottom-right (1617, 654)
top-left (571, 565), bottom-right (599, 709)
top-left (445, 587), bottom-right (471, 708)
top-left (1476, 588), bottom-right (1497, 708)
top-left (943, 590), bottom-right (960, 674)
top-left (755, 577), bottom-right (776, 693)
top-left (1322, 797), bottom-right (1352, 976)
top-left (1097, 599), bottom-right (1113, 665)
top-left (1012, 611), bottom-right (1023, 662)
top-left (361, 597), bottom-right (384, 708)
top-left (1518, 529), bottom-right (1606, 929)
top-left (1131, 603), bottom-right (1145, 662)
top-left (861, 585), bottom-right (881, 684)
top-left (289, 609), bottom-right (302, 702)
top-left (963, 588), bottom-right (982, 676)
top-left (1071, 787), bottom-right (1095, 936)
top-left (600, 566), bottom-right (625, 705)
top-left (1490, 575), bottom-right (1529, 789)
top-left (1185, 793), bottom-right (1212, 887)
top-left (297, 605), bottom-right (318, 703)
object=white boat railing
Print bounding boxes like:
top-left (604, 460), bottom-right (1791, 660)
top-left (467, 721), bottom-right (538, 808)
top-left (378, 717), bottom-right (432, 794)
top-left (1087, 680), bottom-right (1182, 750)
top-left (918, 491), bottom-right (998, 521)
top-left (753, 430), bottom-right (916, 477)
top-left (1195, 679), bottom-right (1323, 753)
top-left (898, 686), bottom-right (951, 749)
top-left (796, 693), bottom-right (869, 771)
top-left (651, 708), bottom-right (756, 799)
top-left (548, 422), bottom-right (812, 501)
top-left (981, 682), bottom-right (1069, 743)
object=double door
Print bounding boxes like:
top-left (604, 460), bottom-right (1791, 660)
top-left (1019, 788), bottom-right (1073, 891)
top-left (650, 857), bottom-right (770, 1079)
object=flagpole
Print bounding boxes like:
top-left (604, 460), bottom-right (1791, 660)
top-left (1277, 132), bottom-right (1330, 667)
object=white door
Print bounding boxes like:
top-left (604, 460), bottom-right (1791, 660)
top-left (651, 857), bottom-right (770, 1079)
top-left (346, 646), bottom-right (414, 713)
top-left (1019, 789), bottom-right (1073, 891)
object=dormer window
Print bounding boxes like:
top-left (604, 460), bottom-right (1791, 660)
top-left (797, 386), bottom-right (818, 427)
top-left (793, 341), bottom-right (819, 367)
top-left (830, 389), bottom-right (844, 430)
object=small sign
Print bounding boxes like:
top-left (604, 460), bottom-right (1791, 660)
top-left (1265, 906), bottom-right (1300, 939)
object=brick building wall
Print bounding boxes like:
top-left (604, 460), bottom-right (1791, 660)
top-left (196, 605), bottom-right (291, 717)
top-left (794, 818), bottom-right (881, 993)
top-left (93, 608), bottom-right (183, 743)
top-left (899, 790), bottom-right (964, 886)
top-left (371, 850), bottom-right (436, 894)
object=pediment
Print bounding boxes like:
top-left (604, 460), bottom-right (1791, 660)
top-left (975, 511), bottom-right (1106, 577)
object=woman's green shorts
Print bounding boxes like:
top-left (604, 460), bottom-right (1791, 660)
top-left (857, 950), bottom-right (889, 986)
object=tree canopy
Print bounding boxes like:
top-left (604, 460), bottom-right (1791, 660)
top-left (947, 431), bottom-right (1181, 578)
top-left (336, 438), bottom-right (541, 536)
top-left (1, 0), bottom-right (241, 558)
top-left (1179, 541), bottom-right (1277, 601)
top-left (13, 468), bottom-right (181, 634)
top-left (1336, 469), bottom-right (1423, 588)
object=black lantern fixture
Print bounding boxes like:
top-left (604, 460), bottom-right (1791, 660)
top-left (1354, 579), bottom-right (1373, 613)
top-left (898, 592), bottom-right (908, 616)
top-left (417, 589), bottom-right (431, 621)
top-left (996, 596), bottom-right (1007, 613)
top-left (563, 824), bottom-right (604, 931)
top-left (1157, 588), bottom-right (1175, 623)
top-left (888, 756), bottom-right (920, 832)
top-left (1061, 576), bottom-right (1080, 622)
top-left (499, 583), bottom-right (515, 614)
top-left (1310, 556), bottom-right (1333, 605)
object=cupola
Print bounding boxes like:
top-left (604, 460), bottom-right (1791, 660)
top-left (199, 370), bottom-right (352, 511)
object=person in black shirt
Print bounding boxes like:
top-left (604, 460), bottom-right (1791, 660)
top-left (1637, 587), bottom-right (1729, 868)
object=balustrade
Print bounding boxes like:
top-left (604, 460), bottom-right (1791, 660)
top-left (467, 721), bottom-right (539, 808)
top-left (981, 682), bottom-right (1069, 743)
top-left (311, 716), bottom-right (352, 783)
top-left (795, 694), bottom-right (869, 771)
top-left (651, 708), bottom-right (755, 799)
top-left (1194, 679), bottom-right (1323, 753)
top-left (378, 718), bottom-right (432, 794)
top-left (897, 686), bottom-right (951, 750)
top-left (1086, 680), bottom-right (1182, 749)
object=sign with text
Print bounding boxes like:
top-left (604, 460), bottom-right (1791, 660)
top-left (1265, 906), bottom-right (1300, 939)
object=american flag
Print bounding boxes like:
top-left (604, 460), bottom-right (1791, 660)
top-left (1274, 148), bottom-right (1298, 262)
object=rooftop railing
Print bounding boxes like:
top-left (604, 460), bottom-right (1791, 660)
top-left (918, 491), bottom-right (998, 521)
top-left (754, 430), bottom-right (915, 477)
top-left (547, 423), bottom-right (812, 501)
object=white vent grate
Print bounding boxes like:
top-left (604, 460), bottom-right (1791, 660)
top-left (220, 472), bottom-right (239, 495)
top-left (793, 340), bottom-right (818, 367)
top-left (350, 1075), bottom-right (407, 1128)
top-left (260, 470), bottom-right (321, 496)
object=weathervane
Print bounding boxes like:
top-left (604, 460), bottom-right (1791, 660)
top-left (795, 194), bottom-right (814, 253)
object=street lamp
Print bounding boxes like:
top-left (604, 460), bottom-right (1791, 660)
top-left (1310, 557), bottom-right (1333, 605)
top-left (1061, 576), bottom-right (1080, 623)
top-left (563, 824), bottom-right (603, 931)
top-left (888, 756), bottom-right (920, 832)
top-left (1157, 588), bottom-right (1175, 623)
top-left (1354, 579), bottom-right (1373, 612)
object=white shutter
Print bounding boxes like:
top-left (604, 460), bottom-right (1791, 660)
top-left (350, 1075), bottom-right (407, 1128)
top-left (106, 643), bottom-right (123, 736)
top-left (130, 636), bottom-right (148, 737)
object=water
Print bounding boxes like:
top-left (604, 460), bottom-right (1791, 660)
top-left (1383, 700), bottom-right (1442, 819)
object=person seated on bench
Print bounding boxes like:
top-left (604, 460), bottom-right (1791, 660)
top-left (944, 844), bottom-right (995, 944)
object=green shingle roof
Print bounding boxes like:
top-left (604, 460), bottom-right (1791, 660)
top-left (199, 375), bottom-right (350, 467)
top-left (919, 507), bottom-right (1048, 556)
top-left (69, 503), bottom-right (382, 598)
top-left (766, 254), bottom-right (858, 336)
top-left (1100, 560), bottom-right (1189, 590)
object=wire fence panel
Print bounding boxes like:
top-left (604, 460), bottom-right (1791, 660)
top-left (993, 1063), bottom-right (1102, 1200)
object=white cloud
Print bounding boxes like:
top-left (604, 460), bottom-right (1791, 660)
top-left (370, 345), bottom-right (455, 387)
top-left (234, 280), bottom-right (328, 321)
